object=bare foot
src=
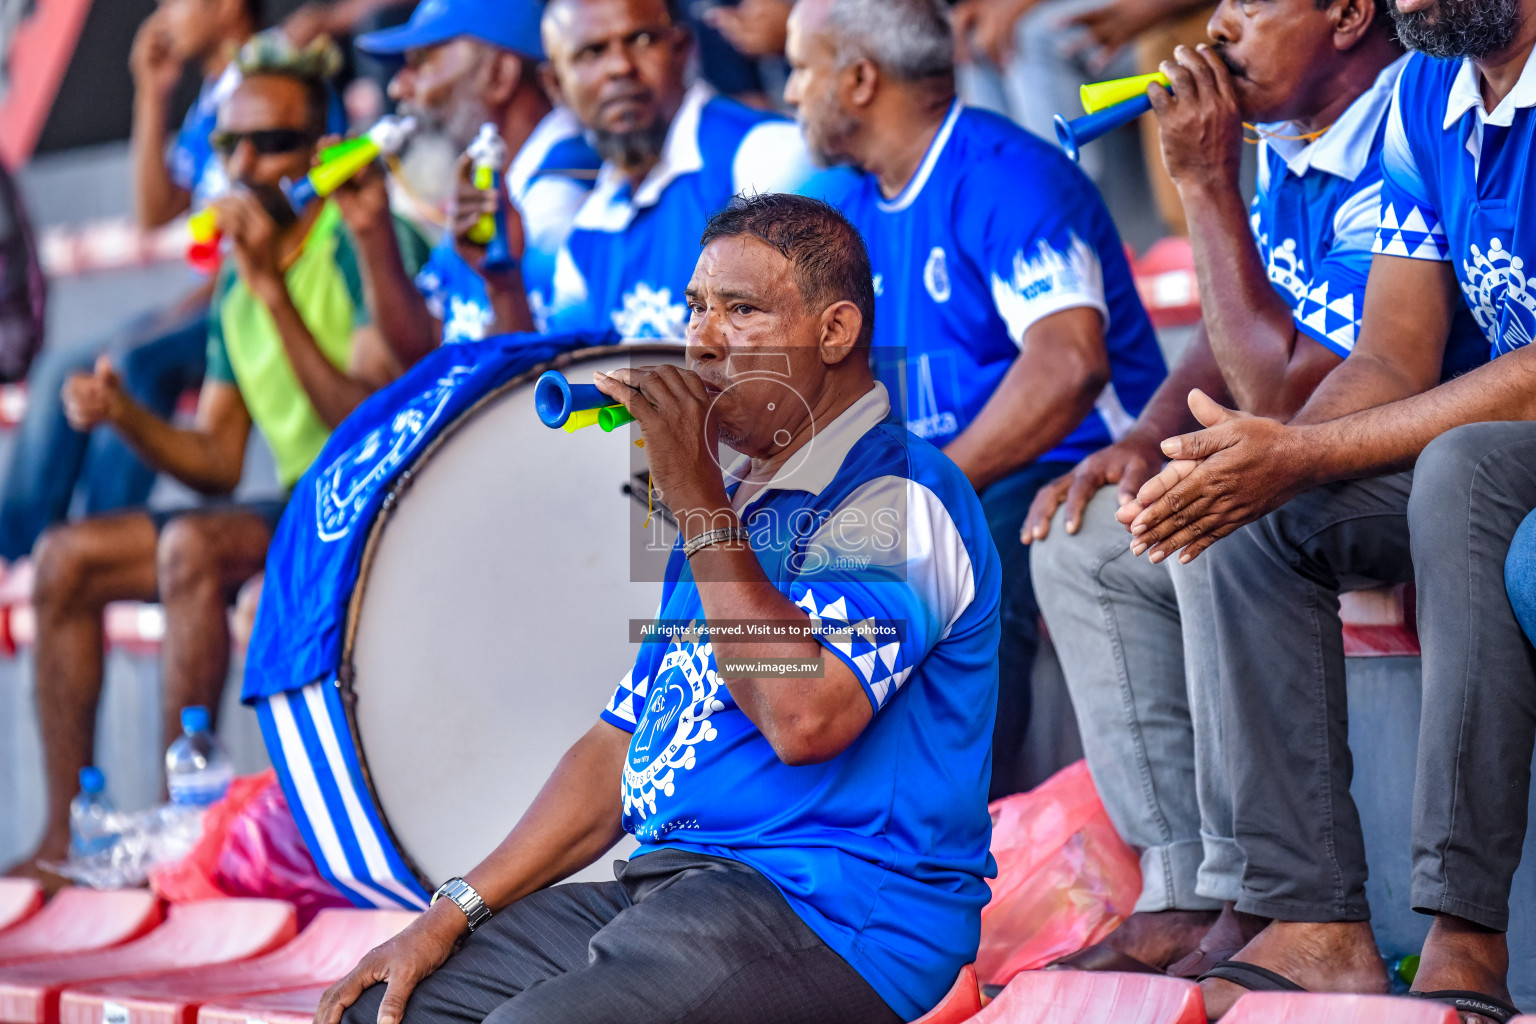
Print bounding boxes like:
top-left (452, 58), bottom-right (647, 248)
top-left (1411, 914), bottom-right (1515, 1024)
top-left (1051, 909), bottom-right (1219, 971)
top-left (1166, 902), bottom-right (1270, 978)
top-left (1199, 920), bottom-right (1388, 1020)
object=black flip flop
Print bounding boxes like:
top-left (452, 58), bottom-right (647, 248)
top-left (1196, 959), bottom-right (1307, 992)
top-left (1411, 989), bottom-right (1520, 1023)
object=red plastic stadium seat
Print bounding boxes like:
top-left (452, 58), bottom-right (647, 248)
top-left (1132, 237), bottom-right (1201, 329)
top-left (1223, 992), bottom-right (1457, 1022)
top-left (196, 986), bottom-right (329, 1024)
top-left (1340, 583), bottom-right (1421, 657)
top-left (970, 970), bottom-right (1204, 1023)
top-left (0, 884), bottom-right (43, 936)
top-left (58, 909), bottom-right (416, 1024)
top-left (913, 964), bottom-right (982, 1024)
top-left (0, 891), bottom-right (163, 966)
top-left (0, 899), bottom-right (297, 1024)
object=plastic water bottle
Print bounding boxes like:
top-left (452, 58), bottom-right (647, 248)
top-left (165, 705), bottom-right (234, 807)
top-left (69, 766), bottom-right (118, 858)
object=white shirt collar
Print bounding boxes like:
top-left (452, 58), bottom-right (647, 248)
top-left (1263, 54), bottom-right (1408, 179)
top-left (573, 81), bottom-right (714, 232)
top-left (877, 101), bottom-right (962, 213)
top-left (1443, 48), bottom-right (1536, 130)
top-left (729, 383), bottom-right (892, 506)
top-left (506, 106), bottom-right (582, 201)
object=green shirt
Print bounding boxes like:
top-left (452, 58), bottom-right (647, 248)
top-left (207, 202), bottom-right (431, 488)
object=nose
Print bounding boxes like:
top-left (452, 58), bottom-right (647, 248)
top-left (687, 307), bottom-right (728, 365)
top-left (388, 67), bottom-right (413, 103)
top-left (601, 40), bottom-right (639, 79)
top-left (1207, 0), bottom-right (1236, 45)
top-left (783, 69), bottom-right (804, 109)
top-left (225, 138), bottom-right (257, 180)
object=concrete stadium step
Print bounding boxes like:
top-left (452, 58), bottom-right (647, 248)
top-left (913, 964), bottom-right (981, 1024)
top-left (0, 891), bottom-right (162, 966)
top-left (973, 970), bottom-right (1204, 1023)
top-left (0, 885), bottom-right (41, 937)
top-left (0, 899), bottom-right (296, 1024)
top-left (1223, 992), bottom-right (1457, 1023)
top-left (195, 985), bottom-right (328, 1024)
top-left (58, 909), bottom-right (415, 1024)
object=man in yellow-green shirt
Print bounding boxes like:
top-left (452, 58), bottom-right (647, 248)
top-left (8, 40), bottom-right (427, 884)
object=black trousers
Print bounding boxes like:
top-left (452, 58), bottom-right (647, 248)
top-left (1201, 422), bottom-right (1536, 929)
top-left (342, 849), bottom-right (902, 1024)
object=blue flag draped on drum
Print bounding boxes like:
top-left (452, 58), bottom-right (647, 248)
top-left (245, 330), bottom-right (612, 908)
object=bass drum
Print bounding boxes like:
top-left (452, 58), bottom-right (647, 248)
top-left (342, 343), bottom-right (684, 887)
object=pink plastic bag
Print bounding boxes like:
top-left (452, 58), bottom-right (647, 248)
top-left (975, 760), bottom-right (1143, 987)
top-left (152, 770), bottom-right (350, 925)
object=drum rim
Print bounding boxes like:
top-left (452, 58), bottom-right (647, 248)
top-left (336, 341), bottom-right (686, 889)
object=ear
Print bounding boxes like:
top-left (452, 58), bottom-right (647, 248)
top-left (845, 58), bottom-right (879, 110)
top-left (482, 51), bottom-right (525, 107)
top-left (1331, 0), bottom-right (1375, 50)
top-left (819, 300), bottom-right (864, 365)
top-left (539, 62), bottom-right (567, 108)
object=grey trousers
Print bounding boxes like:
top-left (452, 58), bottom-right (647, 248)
top-left (1033, 486), bottom-right (1243, 914)
top-left (342, 849), bottom-right (901, 1024)
top-left (1204, 422), bottom-right (1536, 929)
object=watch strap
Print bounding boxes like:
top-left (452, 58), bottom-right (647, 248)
top-left (432, 876), bottom-right (492, 932)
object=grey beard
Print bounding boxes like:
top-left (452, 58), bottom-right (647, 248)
top-left (590, 121), bottom-right (670, 171)
top-left (1391, 0), bottom-right (1520, 59)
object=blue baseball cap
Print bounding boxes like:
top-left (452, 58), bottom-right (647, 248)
top-left (356, 0), bottom-right (546, 61)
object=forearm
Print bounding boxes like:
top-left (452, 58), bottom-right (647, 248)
top-left (255, 283), bottom-right (375, 427)
top-left (354, 221), bottom-right (438, 366)
top-left (1303, 346), bottom-right (1536, 481)
top-left (1180, 182), bottom-right (1311, 415)
top-left (486, 272), bottom-right (536, 337)
top-left (131, 95), bottom-right (187, 229)
top-left (108, 399), bottom-right (240, 494)
top-left (1132, 326), bottom-right (1227, 444)
top-left (943, 338), bottom-right (1108, 489)
top-left (1291, 349), bottom-right (1429, 426)
top-left (462, 723), bottom-right (629, 910)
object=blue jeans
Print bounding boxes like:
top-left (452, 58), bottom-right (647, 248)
top-left (0, 302), bottom-right (208, 560)
top-left (1508, 507), bottom-right (1536, 646)
top-left (983, 459), bottom-right (1074, 800)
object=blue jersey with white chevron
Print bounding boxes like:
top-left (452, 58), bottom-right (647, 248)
top-left (1374, 51), bottom-right (1536, 360)
top-left (414, 108), bottom-right (601, 341)
top-left (547, 83), bottom-right (823, 339)
top-left (1253, 56), bottom-right (1486, 378)
top-left (840, 104), bottom-right (1166, 465)
top-left (601, 384), bottom-right (1000, 1021)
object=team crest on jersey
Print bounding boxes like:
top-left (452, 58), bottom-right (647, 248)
top-left (924, 247), bottom-right (952, 303)
top-left (1462, 237), bottom-right (1536, 355)
top-left (623, 626), bottom-right (725, 820)
top-left (612, 282), bottom-right (689, 339)
top-left (314, 366), bottom-right (472, 542)
top-left (1265, 238), bottom-right (1308, 302)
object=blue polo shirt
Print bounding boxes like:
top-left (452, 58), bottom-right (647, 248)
top-left (1254, 55), bottom-right (1486, 378)
top-left (840, 103), bottom-right (1167, 465)
top-left (546, 83), bottom-right (820, 339)
top-left (414, 107), bottom-right (602, 341)
top-left (1374, 51), bottom-right (1536, 360)
top-left (601, 383), bottom-right (1001, 1020)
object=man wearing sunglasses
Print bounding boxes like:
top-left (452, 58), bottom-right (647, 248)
top-left (11, 40), bottom-right (429, 890)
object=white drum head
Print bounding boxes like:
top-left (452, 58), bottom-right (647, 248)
top-left (348, 345), bottom-right (685, 884)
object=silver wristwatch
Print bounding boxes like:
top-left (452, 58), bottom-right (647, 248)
top-left (431, 876), bottom-right (492, 932)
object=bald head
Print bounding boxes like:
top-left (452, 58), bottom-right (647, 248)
top-left (540, 0), bottom-right (691, 175)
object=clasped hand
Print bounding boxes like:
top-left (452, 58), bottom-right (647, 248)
top-left (594, 365), bottom-right (730, 518)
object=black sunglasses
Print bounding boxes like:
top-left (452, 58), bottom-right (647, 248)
top-left (211, 128), bottom-right (319, 157)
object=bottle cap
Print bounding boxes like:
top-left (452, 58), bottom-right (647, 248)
top-left (79, 765), bottom-right (104, 794)
top-left (181, 705), bottom-right (211, 734)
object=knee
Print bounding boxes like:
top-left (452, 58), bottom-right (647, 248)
top-left (338, 985), bottom-right (386, 1024)
top-left (33, 524), bottom-right (97, 612)
top-left (1409, 423), bottom-right (1513, 530)
top-left (157, 518), bottom-right (222, 602)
